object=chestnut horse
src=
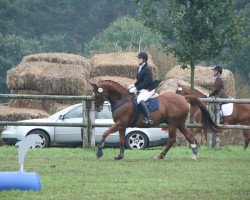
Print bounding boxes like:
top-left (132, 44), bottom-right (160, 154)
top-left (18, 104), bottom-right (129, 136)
top-left (176, 83), bottom-right (250, 149)
top-left (176, 83), bottom-right (208, 144)
top-left (90, 80), bottom-right (221, 160)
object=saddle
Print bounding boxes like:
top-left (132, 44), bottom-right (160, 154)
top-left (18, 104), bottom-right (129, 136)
top-left (133, 95), bottom-right (159, 113)
top-left (131, 95), bottom-right (159, 127)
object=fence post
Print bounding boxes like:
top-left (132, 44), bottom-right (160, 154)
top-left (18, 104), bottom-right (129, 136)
top-left (82, 101), bottom-right (88, 148)
top-left (82, 100), bottom-right (95, 148)
top-left (207, 100), bottom-right (220, 148)
top-left (86, 100), bottom-right (95, 147)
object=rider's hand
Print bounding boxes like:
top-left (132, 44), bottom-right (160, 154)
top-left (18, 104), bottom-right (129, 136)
top-left (129, 87), bottom-right (137, 93)
top-left (128, 84), bottom-right (135, 89)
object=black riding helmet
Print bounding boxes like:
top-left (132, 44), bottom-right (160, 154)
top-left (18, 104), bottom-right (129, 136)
top-left (212, 65), bottom-right (223, 74)
top-left (137, 52), bottom-right (148, 62)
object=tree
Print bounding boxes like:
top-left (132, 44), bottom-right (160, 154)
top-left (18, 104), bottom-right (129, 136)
top-left (227, 1), bottom-right (250, 82)
top-left (134, 0), bottom-right (245, 92)
top-left (0, 0), bottom-right (137, 52)
top-left (0, 34), bottom-right (42, 94)
top-left (84, 17), bottom-right (164, 55)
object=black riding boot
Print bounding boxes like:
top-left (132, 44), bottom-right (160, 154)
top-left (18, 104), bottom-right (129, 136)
top-left (139, 101), bottom-right (153, 125)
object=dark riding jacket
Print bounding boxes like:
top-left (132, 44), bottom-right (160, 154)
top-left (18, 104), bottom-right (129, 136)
top-left (209, 75), bottom-right (228, 98)
top-left (134, 63), bottom-right (161, 91)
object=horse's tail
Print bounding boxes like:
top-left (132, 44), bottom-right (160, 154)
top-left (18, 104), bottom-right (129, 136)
top-left (185, 95), bottom-right (221, 133)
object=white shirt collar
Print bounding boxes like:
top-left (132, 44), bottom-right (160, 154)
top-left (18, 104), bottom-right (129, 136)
top-left (138, 63), bottom-right (145, 73)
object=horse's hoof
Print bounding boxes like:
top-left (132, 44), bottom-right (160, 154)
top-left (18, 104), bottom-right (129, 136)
top-left (96, 148), bottom-right (103, 158)
top-left (191, 154), bottom-right (198, 160)
top-left (154, 156), bottom-right (161, 160)
top-left (114, 155), bottom-right (123, 160)
top-left (155, 154), bottom-right (165, 160)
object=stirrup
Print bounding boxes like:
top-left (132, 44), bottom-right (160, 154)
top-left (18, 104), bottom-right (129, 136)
top-left (143, 118), bottom-right (153, 125)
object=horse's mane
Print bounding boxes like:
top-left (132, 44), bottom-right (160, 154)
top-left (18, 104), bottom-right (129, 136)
top-left (98, 80), bottom-right (129, 94)
top-left (178, 83), bottom-right (206, 97)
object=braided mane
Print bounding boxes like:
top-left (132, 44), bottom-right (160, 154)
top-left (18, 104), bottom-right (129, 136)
top-left (98, 80), bottom-right (129, 94)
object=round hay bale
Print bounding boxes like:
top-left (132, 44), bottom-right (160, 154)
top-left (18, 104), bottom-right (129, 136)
top-left (158, 78), bottom-right (210, 94)
top-left (90, 52), bottom-right (157, 79)
top-left (165, 65), bottom-right (236, 97)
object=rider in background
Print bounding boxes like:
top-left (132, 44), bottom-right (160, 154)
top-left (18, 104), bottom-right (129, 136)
top-left (128, 52), bottom-right (161, 125)
top-left (209, 65), bottom-right (228, 98)
top-left (209, 65), bottom-right (228, 123)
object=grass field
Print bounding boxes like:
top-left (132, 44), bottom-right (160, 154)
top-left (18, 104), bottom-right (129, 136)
top-left (0, 145), bottom-right (249, 200)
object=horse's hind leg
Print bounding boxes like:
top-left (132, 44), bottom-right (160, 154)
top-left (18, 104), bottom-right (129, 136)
top-left (178, 125), bottom-right (199, 160)
top-left (243, 130), bottom-right (250, 150)
top-left (156, 125), bottom-right (177, 160)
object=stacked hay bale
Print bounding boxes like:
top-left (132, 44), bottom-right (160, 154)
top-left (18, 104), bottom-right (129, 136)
top-left (160, 65), bottom-right (242, 146)
top-left (0, 105), bottom-right (49, 121)
top-left (90, 52), bottom-right (157, 80)
top-left (7, 53), bottom-right (91, 114)
top-left (0, 104), bottom-right (49, 145)
top-left (90, 76), bottom-right (134, 89)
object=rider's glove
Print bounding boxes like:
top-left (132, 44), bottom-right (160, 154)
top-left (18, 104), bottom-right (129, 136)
top-left (128, 84), bottom-right (135, 89)
top-left (129, 86), bottom-right (137, 93)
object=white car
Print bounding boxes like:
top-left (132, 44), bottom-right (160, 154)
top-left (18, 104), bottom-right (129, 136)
top-left (1, 102), bottom-right (169, 149)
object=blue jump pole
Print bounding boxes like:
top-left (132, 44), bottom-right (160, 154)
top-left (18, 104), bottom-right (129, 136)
top-left (0, 172), bottom-right (41, 191)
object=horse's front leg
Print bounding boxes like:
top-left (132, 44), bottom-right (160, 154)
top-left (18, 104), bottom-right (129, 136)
top-left (96, 123), bottom-right (122, 158)
top-left (114, 129), bottom-right (126, 160)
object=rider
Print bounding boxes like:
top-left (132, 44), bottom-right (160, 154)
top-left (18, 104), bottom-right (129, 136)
top-left (209, 65), bottom-right (228, 98)
top-left (128, 52), bottom-right (161, 125)
top-left (209, 65), bottom-right (228, 123)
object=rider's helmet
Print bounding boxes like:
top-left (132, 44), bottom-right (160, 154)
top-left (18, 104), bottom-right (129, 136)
top-left (212, 65), bottom-right (223, 74)
top-left (137, 52), bottom-right (148, 62)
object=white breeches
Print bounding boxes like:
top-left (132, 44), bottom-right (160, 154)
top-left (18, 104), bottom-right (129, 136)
top-left (137, 89), bottom-right (155, 104)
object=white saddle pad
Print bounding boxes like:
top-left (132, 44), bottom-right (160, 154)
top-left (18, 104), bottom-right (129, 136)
top-left (220, 103), bottom-right (233, 116)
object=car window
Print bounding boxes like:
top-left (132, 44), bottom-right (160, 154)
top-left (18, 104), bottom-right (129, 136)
top-left (64, 105), bottom-right (83, 119)
top-left (96, 105), bottom-right (112, 119)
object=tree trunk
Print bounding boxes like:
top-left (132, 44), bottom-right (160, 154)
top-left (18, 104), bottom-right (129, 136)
top-left (189, 60), bottom-right (195, 135)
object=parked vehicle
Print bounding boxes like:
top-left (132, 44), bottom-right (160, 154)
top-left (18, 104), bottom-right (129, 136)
top-left (1, 102), bottom-right (168, 149)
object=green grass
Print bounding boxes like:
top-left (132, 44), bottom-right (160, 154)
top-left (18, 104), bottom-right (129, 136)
top-left (0, 146), bottom-right (249, 200)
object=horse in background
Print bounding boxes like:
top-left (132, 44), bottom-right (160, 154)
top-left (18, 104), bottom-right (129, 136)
top-left (176, 83), bottom-right (208, 144)
top-left (176, 83), bottom-right (250, 150)
top-left (90, 80), bottom-right (221, 160)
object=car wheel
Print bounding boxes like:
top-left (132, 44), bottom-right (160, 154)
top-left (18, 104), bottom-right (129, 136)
top-left (125, 131), bottom-right (149, 149)
top-left (28, 130), bottom-right (50, 148)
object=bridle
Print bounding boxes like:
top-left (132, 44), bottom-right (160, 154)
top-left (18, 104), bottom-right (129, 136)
top-left (176, 87), bottom-right (183, 95)
top-left (94, 90), bottom-right (105, 112)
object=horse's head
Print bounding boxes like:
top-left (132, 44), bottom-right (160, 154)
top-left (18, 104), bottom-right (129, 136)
top-left (175, 83), bottom-right (185, 95)
top-left (89, 80), bottom-right (130, 112)
top-left (89, 82), bottom-right (106, 112)
top-left (175, 83), bottom-right (207, 98)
